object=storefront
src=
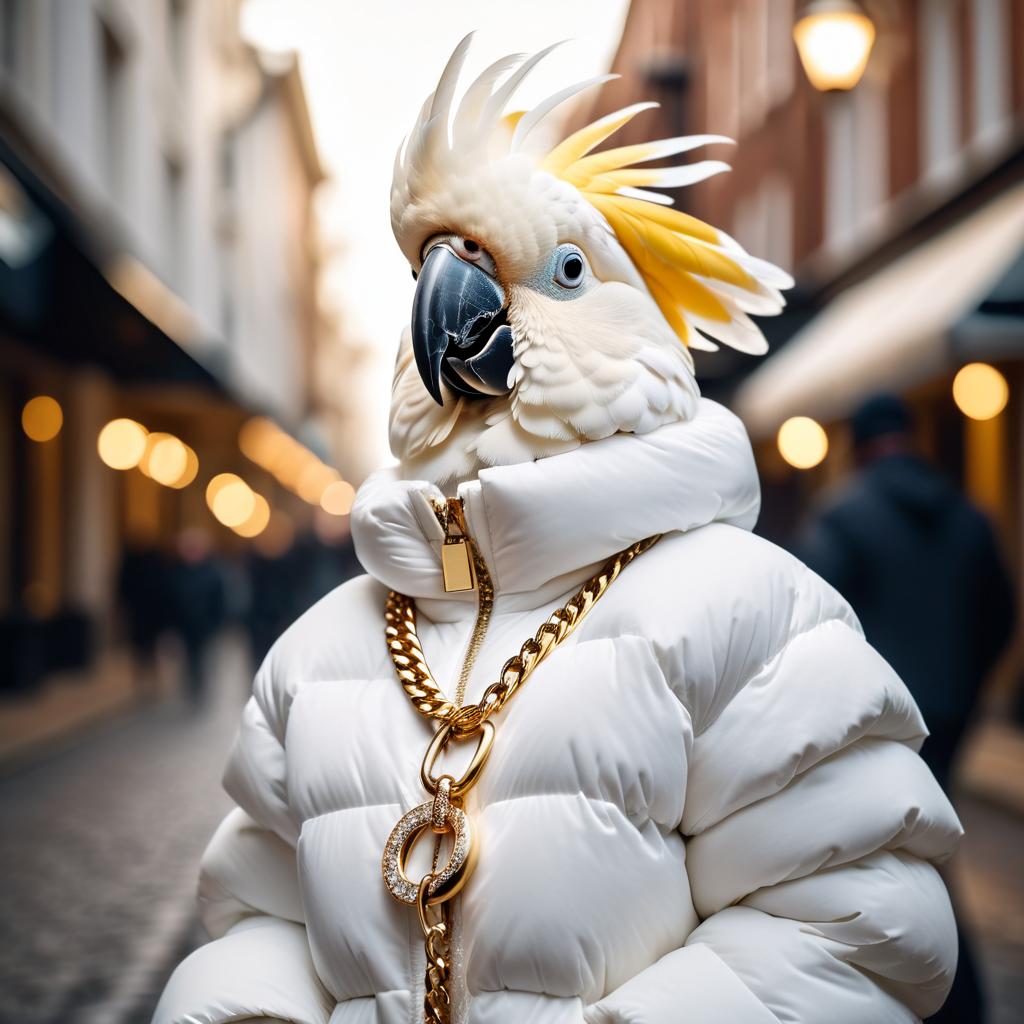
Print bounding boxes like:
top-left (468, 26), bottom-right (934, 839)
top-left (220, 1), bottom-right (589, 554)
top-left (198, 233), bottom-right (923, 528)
top-left (734, 171), bottom-right (1024, 712)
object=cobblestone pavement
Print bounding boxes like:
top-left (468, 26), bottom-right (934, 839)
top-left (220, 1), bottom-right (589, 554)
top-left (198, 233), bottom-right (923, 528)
top-left (0, 635), bottom-right (249, 1024)
top-left (0, 646), bottom-right (1021, 1024)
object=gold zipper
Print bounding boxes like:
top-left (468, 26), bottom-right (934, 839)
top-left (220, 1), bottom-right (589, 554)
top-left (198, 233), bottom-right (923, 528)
top-left (435, 497), bottom-right (476, 594)
top-left (430, 497), bottom-right (494, 708)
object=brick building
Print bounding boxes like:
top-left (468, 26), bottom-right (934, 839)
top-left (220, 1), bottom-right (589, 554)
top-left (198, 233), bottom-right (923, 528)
top-left (574, 0), bottom-right (1024, 701)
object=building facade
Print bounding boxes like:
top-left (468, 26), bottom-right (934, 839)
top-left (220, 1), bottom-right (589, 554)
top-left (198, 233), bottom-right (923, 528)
top-left (0, 0), bottom-right (345, 735)
top-left (581, 0), bottom-right (1023, 289)
top-left (574, 1), bottom-right (1023, 697)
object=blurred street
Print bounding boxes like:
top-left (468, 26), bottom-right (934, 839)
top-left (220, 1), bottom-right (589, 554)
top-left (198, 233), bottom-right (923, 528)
top-left (1, 1), bottom-right (1022, 1021)
top-left (0, 636), bottom-right (246, 1024)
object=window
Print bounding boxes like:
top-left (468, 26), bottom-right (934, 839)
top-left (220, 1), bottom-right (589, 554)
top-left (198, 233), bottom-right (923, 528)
top-left (0, 0), bottom-right (23, 76)
top-left (219, 132), bottom-right (235, 191)
top-left (824, 73), bottom-right (887, 249)
top-left (971, 0), bottom-right (1009, 143)
top-left (763, 176), bottom-right (793, 273)
top-left (739, 0), bottom-right (770, 132)
top-left (163, 156), bottom-right (184, 290)
top-left (168, 0), bottom-right (188, 79)
top-left (733, 177), bottom-right (794, 273)
top-left (706, 7), bottom-right (740, 138)
top-left (99, 21), bottom-right (127, 201)
top-left (767, 0), bottom-right (795, 107)
top-left (919, 0), bottom-right (961, 178)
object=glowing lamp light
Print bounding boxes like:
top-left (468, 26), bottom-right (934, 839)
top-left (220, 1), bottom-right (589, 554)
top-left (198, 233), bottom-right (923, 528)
top-left (206, 472), bottom-right (238, 504)
top-left (777, 416), bottom-right (829, 469)
top-left (952, 363), bottom-right (1009, 421)
top-left (169, 445), bottom-right (199, 489)
top-left (139, 432), bottom-right (173, 477)
top-left (22, 396), bottom-right (63, 442)
top-left (297, 460), bottom-right (340, 504)
top-left (206, 473), bottom-right (256, 528)
top-left (148, 436), bottom-right (189, 487)
top-left (239, 416), bottom-right (284, 467)
top-left (794, 0), bottom-right (876, 92)
top-left (234, 493), bottom-right (272, 538)
top-left (321, 479), bottom-right (356, 516)
top-left (98, 418), bottom-right (148, 470)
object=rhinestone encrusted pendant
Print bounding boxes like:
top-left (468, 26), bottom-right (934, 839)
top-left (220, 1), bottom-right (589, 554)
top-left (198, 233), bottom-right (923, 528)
top-left (382, 798), bottom-right (477, 906)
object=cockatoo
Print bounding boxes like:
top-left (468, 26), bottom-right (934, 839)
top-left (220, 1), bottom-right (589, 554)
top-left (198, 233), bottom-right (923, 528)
top-left (389, 35), bottom-right (793, 485)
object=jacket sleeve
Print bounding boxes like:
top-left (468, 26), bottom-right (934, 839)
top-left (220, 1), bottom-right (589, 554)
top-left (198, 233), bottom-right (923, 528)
top-left (152, 670), bottom-right (334, 1024)
top-left (589, 570), bottom-right (962, 1024)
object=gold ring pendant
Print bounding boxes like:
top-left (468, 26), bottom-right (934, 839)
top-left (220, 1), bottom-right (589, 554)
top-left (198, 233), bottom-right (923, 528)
top-left (382, 800), bottom-right (477, 906)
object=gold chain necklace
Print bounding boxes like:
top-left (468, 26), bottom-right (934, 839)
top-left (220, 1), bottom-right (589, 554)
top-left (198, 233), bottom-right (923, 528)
top-left (381, 514), bottom-right (660, 1023)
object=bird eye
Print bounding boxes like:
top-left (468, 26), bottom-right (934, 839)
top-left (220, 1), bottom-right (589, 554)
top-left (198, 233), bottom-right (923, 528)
top-left (553, 246), bottom-right (587, 289)
top-left (420, 234), bottom-right (497, 278)
top-left (452, 236), bottom-right (497, 276)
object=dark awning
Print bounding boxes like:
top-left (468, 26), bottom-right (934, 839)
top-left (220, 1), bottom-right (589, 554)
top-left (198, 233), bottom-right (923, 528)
top-left (734, 182), bottom-right (1024, 438)
top-left (951, 247), bottom-right (1024, 362)
top-left (0, 135), bottom-right (224, 390)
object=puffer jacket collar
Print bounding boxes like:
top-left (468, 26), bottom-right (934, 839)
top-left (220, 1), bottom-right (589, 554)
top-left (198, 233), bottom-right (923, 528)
top-left (352, 399), bottom-right (760, 613)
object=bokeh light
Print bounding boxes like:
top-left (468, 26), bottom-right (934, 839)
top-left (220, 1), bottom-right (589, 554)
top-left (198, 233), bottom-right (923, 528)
top-left (21, 396), bottom-right (63, 442)
top-left (320, 479), bottom-right (355, 516)
top-left (234, 493), bottom-right (272, 538)
top-left (148, 436), bottom-right (189, 487)
top-left (239, 416), bottom-right (285, 466)
top-left (777, 416), bottom-right (829, 469)
top-left (239, 415), bottom-right (343, 501)
top-left (169, 445), bottom-right (199, 489)
top-left (98, 418), bottom-right (148, 470)
top-left (952, 363), bottom-right (1009, 421)
top-left (297, 460), bottom-right (339, 504)
top-left (205, 473), bottom-right (238, 504)
top-left (139, 432), bottom-right (173, 477)
top-left (206, 473), bottom-right (256, 528)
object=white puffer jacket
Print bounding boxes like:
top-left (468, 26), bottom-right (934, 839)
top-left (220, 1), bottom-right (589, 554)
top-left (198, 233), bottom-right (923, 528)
top-left (155, 400), bottom-right (961, 1024)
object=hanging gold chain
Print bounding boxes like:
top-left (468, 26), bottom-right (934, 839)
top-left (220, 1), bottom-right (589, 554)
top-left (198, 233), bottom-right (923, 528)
top-left (418, 881), bottom-right (453, 1024)
top-left (385, 533), bottom-right (661, 736)
top-left (383, 519), bottom-right (660, 1024)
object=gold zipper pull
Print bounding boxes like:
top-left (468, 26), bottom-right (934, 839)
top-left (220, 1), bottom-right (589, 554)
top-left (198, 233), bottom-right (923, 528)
top-left (437, 497), bottom-right (477, 594)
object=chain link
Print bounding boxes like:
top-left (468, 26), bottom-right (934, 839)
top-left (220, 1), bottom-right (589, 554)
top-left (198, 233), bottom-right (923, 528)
top-left (385, 533), bottom-right (660, 736)
top-left (417, 878), bottom-right (453, 1024)
top-left (387, 531), bottom-right (661, 1024)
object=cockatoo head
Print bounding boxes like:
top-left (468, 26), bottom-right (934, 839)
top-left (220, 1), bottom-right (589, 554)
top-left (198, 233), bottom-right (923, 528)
top-left (389, 35), bottom-right (792, 485)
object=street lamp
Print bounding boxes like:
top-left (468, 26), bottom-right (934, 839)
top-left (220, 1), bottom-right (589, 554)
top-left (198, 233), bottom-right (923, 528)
top-left (794, 0), bottom-right (876, 91)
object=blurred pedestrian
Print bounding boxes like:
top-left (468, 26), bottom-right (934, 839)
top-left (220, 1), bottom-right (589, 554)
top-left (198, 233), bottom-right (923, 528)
top-left (798, 392), bottom-right (1016, 1024)
top-left (118, 544), bottom-right (169, 696)
top-left (168, 529), bottom-right (226, 706)
top-left (244, 520), bottom-right (362, 670)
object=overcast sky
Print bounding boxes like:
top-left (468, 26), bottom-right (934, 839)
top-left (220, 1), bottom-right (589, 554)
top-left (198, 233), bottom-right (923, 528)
top-left (244, 0), bottom-right (631, 467)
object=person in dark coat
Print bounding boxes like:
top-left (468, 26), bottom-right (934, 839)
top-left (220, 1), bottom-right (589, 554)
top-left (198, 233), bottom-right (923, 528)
top-left (797, 392), bottom-right (1017, 1024)
top-left (118, 544), bottom-right (169, 694)
top-left (168, 529), bottom-right (226, 706)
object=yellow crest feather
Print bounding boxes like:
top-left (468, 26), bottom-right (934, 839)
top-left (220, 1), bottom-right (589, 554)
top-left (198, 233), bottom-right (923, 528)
top-left (543, 106), bottom-right (772, 349)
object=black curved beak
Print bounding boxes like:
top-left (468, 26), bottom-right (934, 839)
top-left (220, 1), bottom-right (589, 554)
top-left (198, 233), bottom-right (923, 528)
top-left (411, 245), bottom-right (514, 406)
